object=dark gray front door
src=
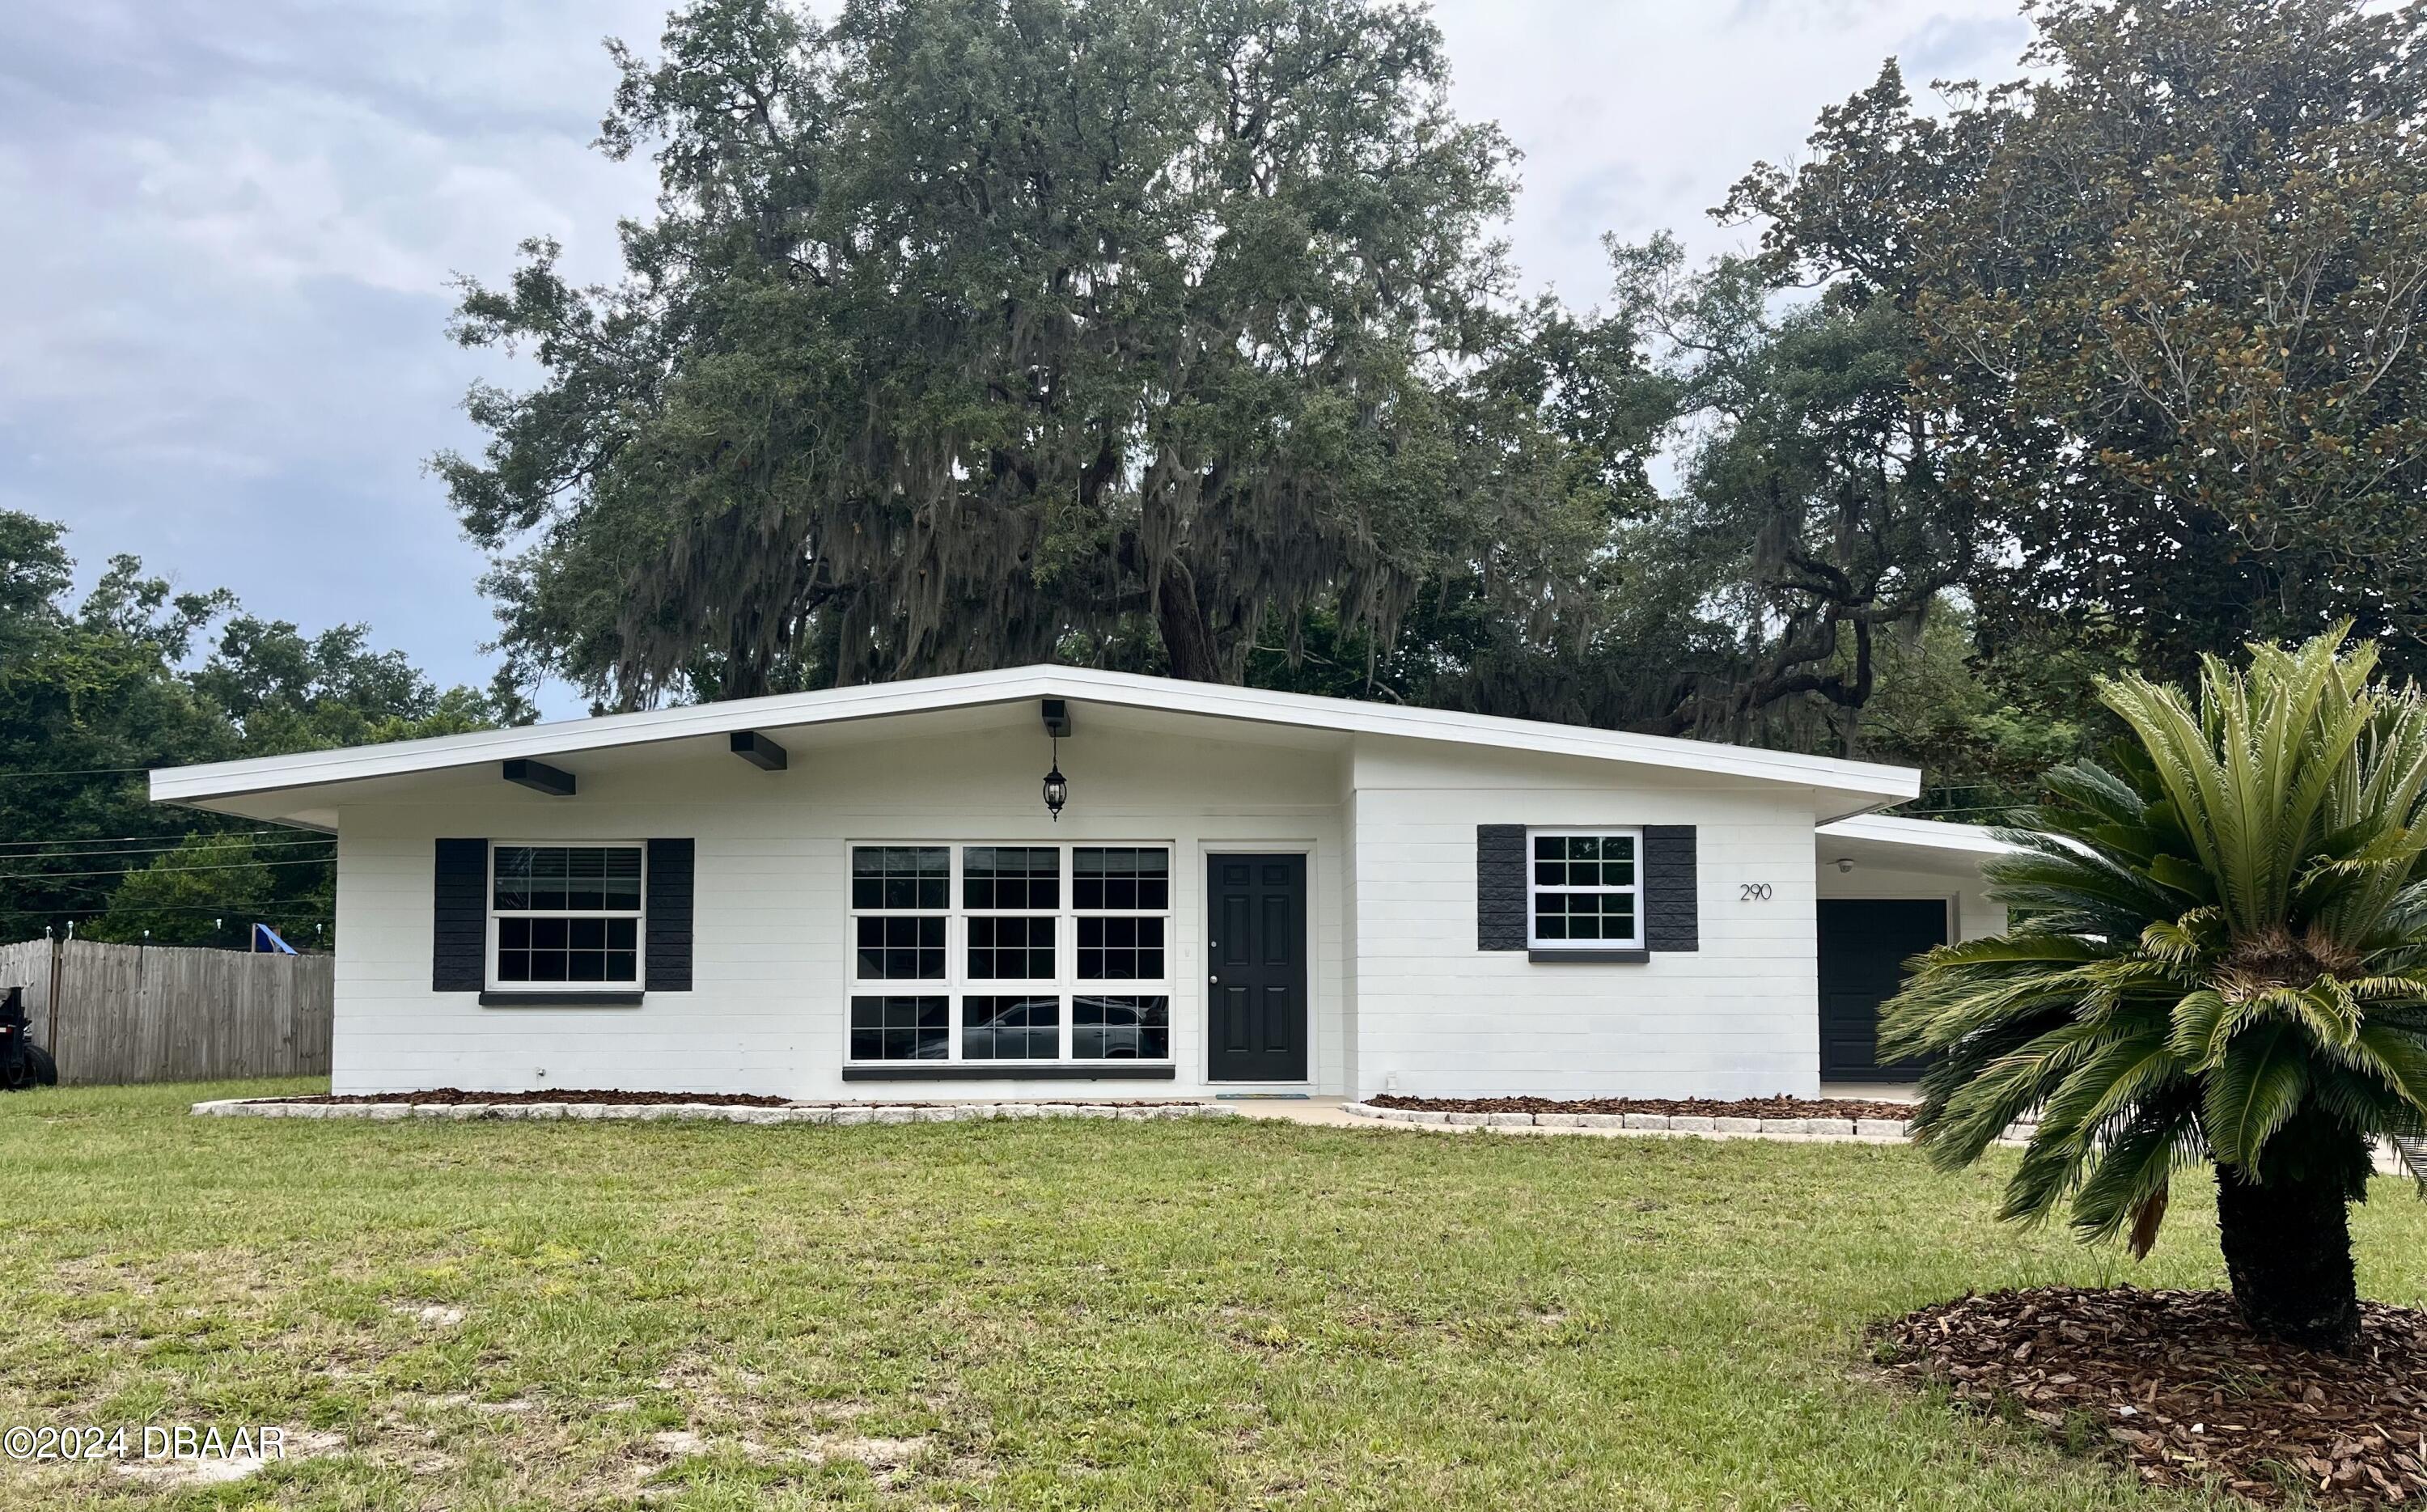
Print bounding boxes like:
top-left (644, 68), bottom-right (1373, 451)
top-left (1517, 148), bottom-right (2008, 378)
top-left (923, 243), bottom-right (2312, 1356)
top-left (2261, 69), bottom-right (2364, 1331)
top-left (1207, 853), bottom-right (1307, 1082)
top-left (1818, 898), bottom-right (1948, 1081)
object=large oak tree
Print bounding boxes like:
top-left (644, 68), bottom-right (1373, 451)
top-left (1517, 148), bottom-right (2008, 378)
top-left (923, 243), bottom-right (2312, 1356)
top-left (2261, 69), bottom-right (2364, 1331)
top-left (1729, 0), bottom-right (2427, 685)
top-left (439, 0), bottom-right (1557, 704)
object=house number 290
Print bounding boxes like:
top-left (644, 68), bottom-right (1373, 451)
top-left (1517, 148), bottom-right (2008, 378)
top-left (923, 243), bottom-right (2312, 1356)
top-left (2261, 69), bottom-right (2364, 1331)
top-left (1739, 882), bottom-right (1773, 901)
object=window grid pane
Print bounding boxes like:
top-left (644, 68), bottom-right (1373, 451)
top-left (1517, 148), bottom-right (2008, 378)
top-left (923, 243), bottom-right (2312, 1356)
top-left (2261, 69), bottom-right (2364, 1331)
top-left (493, 845), bottom-right (643, 913)
top-left (1530, 832), bottom-right (1635, 889)
top-left (849, 997), bottom-right (949, 1060)
top-left (963, 996), bottom-right (1061, 1060)
top-left (856, 915), bottom-right (947, 979)
top-left (496, 915), bottom-right (640, 983)
top-left (1074, 996), bottom-right (1169, 1060)
top-left (852, 846), bottom-right (949, 910)
top-left (964, 847), bottom-right (1059, 910)
top-left (1074, 848), bottom-right (1170, 910)
top-left (968, 916), bottom-right (1056, 980)
top-left (1078, 916), bottom-right (1165, 980)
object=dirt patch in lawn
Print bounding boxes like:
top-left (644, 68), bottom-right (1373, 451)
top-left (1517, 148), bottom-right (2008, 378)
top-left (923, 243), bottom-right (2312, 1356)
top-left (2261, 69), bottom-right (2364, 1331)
top-left (1365, 1093), bottom-right (1919, 1120)
top-left (1874, 1286), bottom-right (2427, 1505)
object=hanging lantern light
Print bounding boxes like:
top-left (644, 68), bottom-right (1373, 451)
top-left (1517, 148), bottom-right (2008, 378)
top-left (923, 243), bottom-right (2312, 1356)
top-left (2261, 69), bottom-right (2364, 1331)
top-left (1042, 733), bottom-right (1068, 822)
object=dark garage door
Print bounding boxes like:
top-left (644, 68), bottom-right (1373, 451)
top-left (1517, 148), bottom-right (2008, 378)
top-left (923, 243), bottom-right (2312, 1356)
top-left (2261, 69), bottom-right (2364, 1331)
top-left (1818, 899), bottom-right (1948, 1082)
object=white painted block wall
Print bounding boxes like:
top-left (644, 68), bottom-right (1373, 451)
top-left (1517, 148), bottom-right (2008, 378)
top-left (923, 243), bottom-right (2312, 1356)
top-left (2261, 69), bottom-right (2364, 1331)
top-left (324, 704), bottom-right (1974, 1102)
top-left (1344, 735), bottom-right (1828, 1100)
top-left (332, 709), bottom-right (1349, 1098)
top-left (1815, 860), bottom-right (2006, 942)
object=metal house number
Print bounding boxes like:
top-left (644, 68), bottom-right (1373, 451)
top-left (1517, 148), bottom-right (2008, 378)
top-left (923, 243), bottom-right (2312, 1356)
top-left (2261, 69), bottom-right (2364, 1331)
top-left (1739, 882), bottom-right (1773, 901)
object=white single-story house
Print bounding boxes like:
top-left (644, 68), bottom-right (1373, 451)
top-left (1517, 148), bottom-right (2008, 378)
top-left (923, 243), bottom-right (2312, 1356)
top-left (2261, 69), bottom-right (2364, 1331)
top-left (149, 666), bottom-right (2010, 1101)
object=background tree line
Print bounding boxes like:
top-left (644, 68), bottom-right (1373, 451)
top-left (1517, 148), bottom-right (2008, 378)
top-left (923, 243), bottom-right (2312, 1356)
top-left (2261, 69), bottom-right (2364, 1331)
top-left (0, 512), bottom-right (523, 946)
top-left (14, 0), bottom-right (2425, 939)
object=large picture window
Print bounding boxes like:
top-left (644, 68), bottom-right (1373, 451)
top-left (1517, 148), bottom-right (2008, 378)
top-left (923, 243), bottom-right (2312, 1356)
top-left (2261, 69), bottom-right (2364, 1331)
top-left (490, 843), bottom-right (644, 985)
top-left (848, 844), bottom-right (1172, 1064)
top-left (1527, 829), bottom-right (1642, 949)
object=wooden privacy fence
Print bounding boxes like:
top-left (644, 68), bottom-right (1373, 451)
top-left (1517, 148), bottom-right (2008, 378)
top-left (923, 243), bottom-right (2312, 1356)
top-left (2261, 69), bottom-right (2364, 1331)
top-left (0, 938), bottom-right (332, 1085)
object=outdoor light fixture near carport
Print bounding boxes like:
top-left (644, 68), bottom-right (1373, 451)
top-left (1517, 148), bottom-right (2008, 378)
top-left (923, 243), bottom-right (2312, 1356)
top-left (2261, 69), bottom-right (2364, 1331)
top-left (1041, 699), bottom-right (1072, 821)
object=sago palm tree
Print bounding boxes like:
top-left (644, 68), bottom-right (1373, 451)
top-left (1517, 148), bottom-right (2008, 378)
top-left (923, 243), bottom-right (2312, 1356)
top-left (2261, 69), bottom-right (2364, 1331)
top-left (1880, 628), bottom-right (2427, 1353)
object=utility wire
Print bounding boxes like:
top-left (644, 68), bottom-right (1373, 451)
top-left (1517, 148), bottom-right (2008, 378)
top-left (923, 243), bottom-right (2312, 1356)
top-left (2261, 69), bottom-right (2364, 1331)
top-left (0, 838), bottom-right (333, 864)
top-left (0, 827), bottom-right (327, 852)
top-left (0, 857), bottom-right (340, 883)
top-left (0, 765), bottom-right (150, 778)
top-left (0, 904), bottom-right (332, 920)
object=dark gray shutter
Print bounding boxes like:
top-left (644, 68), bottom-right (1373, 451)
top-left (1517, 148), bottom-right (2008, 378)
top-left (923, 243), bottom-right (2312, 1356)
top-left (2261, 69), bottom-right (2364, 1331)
top-left (645, 838), bottom-right (695, 991)
top-left (432, 839), bottom-right (488, 991)
top-left (1643, 825), bottom-right (1699, 951)
top-left (1476, 824), bottom-right (1528, 950)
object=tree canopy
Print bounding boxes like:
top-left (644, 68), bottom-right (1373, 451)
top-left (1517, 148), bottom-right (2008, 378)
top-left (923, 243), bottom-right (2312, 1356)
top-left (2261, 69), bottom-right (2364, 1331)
top-left (31, 0), bottom-right (2427, 940)
top-left (1730, 0), bottom-right (2427, 686)
top-left (443, 0), bottom-right (2427, 815)
top-left (438, 0), bottom-right (1622, 705)
top-left (0, 511), bottom-right (520, 946)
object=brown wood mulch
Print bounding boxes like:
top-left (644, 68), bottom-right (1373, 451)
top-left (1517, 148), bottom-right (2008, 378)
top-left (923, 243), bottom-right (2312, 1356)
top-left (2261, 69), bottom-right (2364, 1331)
top-left (1874, 1286), bottom-right (2427, 1505)
top-left (1363, 1093), bottom-right (1920, 1120)
top-left (259, 1090), bottom-right (1207, 1110)
top-left (272, 1088), bottom-right (796, 1108)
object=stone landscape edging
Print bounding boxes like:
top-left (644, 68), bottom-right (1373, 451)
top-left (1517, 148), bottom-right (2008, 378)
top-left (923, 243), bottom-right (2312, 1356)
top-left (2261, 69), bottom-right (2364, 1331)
top-left (190, 1099), bottom-right (1239, 1125)
top-left (1338, 1101), bottom-right (2048, 1146)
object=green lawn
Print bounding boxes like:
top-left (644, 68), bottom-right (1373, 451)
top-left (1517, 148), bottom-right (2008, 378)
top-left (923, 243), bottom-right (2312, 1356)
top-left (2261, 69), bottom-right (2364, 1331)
top-left (5, 1083), bottom-right (2423, 1510)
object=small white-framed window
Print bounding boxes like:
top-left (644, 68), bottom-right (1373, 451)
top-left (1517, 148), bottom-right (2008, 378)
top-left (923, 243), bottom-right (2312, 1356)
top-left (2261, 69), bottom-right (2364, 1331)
top-left (1527, 828), bottom-right (1642, 950)
top-left (489, 842), bottom-right (646, 988)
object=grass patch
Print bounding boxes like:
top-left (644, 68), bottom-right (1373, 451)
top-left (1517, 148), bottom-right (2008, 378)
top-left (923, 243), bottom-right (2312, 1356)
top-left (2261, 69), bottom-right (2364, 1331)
top-left (2, 1079), bottom-right (2422, 1509)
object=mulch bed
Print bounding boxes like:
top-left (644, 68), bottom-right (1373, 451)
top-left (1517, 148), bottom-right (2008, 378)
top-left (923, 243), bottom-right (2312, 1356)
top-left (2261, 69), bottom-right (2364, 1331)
top-left (273, 1088), bottom-right (797, 1108)
top-left (1874, 1286), bottom-right (2427, 1504)
top-left (1364, 1093), bottom-right (1919, 1120)
top-left (260, 1090), bottom-right (1208, 1110)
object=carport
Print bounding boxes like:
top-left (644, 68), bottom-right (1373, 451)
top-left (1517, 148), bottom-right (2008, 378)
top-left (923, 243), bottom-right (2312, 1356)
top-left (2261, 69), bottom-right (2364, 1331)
top-left (1811, 815), bottom-right (2013, 1084)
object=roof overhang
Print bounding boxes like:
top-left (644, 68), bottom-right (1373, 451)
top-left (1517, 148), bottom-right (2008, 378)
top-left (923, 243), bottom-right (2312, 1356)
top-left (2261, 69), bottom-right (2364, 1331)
top-left (1816, 813), bottom-right (2017, 879)
top-left (153, 664), bottom-right (1922, 828)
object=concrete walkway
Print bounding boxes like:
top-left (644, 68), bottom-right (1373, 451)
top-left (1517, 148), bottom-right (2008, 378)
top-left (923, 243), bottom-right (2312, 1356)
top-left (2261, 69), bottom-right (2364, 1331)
top-left (1230, 1095), bottom-right (2413, 1175)
top-left (1218, 1096), bottom-right (1366, 1129)
top-left (1220, 1098), bottom-right (1911, 1141)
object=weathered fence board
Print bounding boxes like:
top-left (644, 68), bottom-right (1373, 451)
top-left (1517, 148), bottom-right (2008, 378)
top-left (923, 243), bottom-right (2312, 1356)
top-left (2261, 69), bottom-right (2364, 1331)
top-left (0, 938), bottom-right (331, 1085)
top-left (0, 938), bottom-right (51, 1046)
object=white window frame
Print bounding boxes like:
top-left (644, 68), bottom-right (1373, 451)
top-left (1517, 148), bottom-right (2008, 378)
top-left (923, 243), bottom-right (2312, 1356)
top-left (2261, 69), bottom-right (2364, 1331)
top-left (487, 840), bottom-right (647, 992)
top-left (845, 841), bottom-right (1175, 1065)
top-left (1526, 826), bottom-right (1646, 951)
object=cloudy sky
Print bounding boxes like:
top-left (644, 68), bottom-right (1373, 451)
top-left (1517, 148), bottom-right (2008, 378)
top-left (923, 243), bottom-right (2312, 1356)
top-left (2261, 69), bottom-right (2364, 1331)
top-left (0, 0), bottom-right (2029, 715)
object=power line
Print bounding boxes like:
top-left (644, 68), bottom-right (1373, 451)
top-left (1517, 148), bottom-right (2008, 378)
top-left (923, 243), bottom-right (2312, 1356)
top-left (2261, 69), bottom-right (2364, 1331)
top-left (0, 856), bottom-right (339, 883)
top-left (0, 826), bottom-right (325, 852)
top-left (0, 837), bottom-right (332, 864)
top-left (0, 838), bottom-right (333, 866)
top-left (0, 765), bottom-right (150, 778)
top-left (0, 904), bottom-right (332, 920)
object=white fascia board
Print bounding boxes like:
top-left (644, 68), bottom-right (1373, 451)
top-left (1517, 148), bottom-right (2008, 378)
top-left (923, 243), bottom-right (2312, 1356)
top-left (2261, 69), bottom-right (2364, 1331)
top-left (153, 663), bottom-right (1921, 807)
top-left (1816, 813), bottom-right (2016, 855)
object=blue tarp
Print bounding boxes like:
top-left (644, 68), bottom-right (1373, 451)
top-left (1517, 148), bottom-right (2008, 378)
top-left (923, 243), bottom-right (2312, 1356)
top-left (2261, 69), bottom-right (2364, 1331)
top-left (252, 923), bottom-right (298, 955)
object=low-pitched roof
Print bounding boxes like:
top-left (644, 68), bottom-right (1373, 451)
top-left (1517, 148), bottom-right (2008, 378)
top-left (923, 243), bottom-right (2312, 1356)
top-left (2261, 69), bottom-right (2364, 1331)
top-left (1815, 813), bottom-right (2014, 857)
top-left (152, 663), bottom-right (1921, 825)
